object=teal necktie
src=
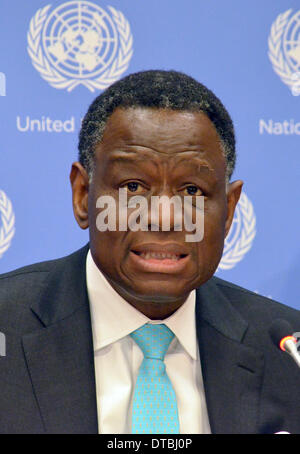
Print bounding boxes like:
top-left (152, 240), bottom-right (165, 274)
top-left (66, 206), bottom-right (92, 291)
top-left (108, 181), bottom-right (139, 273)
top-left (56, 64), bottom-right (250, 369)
top-left (130, 323), bottom-right (180, 434)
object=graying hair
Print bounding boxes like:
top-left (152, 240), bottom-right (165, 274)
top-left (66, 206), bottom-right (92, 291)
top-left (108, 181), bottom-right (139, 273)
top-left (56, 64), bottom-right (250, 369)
top-left (78, 70), bottom-right (236, 182)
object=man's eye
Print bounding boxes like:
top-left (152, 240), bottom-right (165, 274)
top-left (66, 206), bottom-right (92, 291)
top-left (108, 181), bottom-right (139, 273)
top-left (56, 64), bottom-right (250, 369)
top-left (183, 185), bottom-right (202, 196)
top-left (125, 182), bottom-right (140, 192)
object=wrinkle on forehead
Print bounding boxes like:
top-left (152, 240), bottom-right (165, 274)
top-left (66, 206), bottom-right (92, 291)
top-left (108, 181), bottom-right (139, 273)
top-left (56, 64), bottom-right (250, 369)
top-left (103, 150), bottom-right (218, 185)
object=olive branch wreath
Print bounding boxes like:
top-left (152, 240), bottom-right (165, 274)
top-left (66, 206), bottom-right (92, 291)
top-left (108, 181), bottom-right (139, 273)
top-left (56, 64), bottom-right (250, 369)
top-left (268, 9), bottom-right (298, 93)
top-left (27, 4), bottom-right (133, 92)
top-left (0, 191), bottom-right (15, 259)
top-left (218, 192), bottom-right (256, 270)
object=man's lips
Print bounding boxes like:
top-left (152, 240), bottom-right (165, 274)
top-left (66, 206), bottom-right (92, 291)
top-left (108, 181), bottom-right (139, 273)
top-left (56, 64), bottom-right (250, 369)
top-left (129, 243), bottom-right (190, 273)
top-left (133, 251), bottom-right (183, 260)
top-left (132, 242), bottom-right (189, 256)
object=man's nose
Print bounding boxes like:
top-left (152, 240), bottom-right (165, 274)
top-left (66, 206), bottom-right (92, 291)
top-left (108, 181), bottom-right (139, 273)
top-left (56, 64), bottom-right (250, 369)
top-left (147, 190), bottom-right (183, 232)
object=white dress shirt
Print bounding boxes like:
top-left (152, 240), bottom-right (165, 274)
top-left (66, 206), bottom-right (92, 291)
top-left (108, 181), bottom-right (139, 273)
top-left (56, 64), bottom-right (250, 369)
top-left (86, 250), bottom-right (211, 434)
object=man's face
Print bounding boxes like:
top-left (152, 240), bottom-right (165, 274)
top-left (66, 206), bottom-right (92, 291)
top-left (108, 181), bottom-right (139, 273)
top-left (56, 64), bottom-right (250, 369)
top-left (71, 107), bottom-right (242, 318)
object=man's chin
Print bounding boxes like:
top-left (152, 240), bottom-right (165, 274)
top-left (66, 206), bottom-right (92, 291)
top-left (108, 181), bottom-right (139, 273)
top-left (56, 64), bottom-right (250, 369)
top-left (120, 279), bottom-right (194, 304)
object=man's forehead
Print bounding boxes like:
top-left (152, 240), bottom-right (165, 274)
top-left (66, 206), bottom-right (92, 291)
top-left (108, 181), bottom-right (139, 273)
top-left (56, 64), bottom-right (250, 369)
top-left (104, 106), bottom-right (214, 130)
top-left (98, 106), bottom-right (223, 155)
top-left (104, 149), bottom-right (215, 174)
top-left (94, 148), bottom-right (224, 187)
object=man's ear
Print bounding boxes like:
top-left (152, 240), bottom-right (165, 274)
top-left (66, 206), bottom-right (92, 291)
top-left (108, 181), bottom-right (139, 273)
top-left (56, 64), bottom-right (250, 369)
top-left (225, 180), bottom-right (243, 238)
top-left (70, 162), bottom-right (89, 229)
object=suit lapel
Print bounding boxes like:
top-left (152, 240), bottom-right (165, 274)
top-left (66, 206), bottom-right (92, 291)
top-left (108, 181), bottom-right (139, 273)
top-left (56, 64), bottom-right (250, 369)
top-left (196, 279), bottom-right (265, 434)
top-left (22, 245), bottom-right (98, 434)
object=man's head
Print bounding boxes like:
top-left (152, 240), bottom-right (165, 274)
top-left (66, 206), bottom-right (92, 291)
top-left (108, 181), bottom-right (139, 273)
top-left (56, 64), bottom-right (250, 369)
top-left (70, 70), bottom-right (243, 319)
top-left (78, 70), bottom-right (236, 182)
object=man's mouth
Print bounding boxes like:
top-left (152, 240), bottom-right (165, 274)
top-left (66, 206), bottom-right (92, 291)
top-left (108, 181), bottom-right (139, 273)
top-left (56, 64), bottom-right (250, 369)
top-left (133, 251), bottom-right (185, 261)
top-left (129, 243), bottom-right (189, 273)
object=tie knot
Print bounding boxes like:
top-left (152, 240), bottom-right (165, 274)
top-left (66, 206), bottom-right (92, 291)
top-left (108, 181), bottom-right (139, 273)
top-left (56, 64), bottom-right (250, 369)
top-left (130, 323), bottom-right (174, 360)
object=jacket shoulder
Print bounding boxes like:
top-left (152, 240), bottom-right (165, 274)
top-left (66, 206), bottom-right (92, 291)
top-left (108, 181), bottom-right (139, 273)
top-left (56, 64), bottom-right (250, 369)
top-left (0, 245), bottom-right (89, 307)
top-left (211, 275), bottom-right (300, 324)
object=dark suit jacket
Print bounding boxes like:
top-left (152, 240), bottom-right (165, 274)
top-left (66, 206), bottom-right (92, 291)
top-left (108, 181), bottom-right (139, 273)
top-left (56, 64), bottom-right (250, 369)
top-left (0, 244), bottom-right (300, 434)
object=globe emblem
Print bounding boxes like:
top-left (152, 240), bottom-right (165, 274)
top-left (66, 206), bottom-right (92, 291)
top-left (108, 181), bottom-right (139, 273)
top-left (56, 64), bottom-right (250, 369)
top-left (268, 9), bottom-right (300, 94)
top-left (27, 2), bottom-right (133, 91)
top-left (42, 1), bottom-right (118, 79)
top-left (283, 10), bottom-right (300, 72)
top-left (218, 192), bottom-right (256, 271)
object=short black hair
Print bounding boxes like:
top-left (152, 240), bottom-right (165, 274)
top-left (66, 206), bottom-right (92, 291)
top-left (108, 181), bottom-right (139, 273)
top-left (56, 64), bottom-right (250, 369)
top-left (78, 70), bottom-right (236, 180)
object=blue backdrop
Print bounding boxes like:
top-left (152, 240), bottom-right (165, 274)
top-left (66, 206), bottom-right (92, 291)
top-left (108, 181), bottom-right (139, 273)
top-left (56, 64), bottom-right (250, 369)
top-left (0, 0), bottom-right (299, 309)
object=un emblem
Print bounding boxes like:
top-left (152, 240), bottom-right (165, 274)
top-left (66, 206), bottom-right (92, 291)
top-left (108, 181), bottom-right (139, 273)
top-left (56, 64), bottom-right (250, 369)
top-left (27, 1), bottom-right (133, 92)
top-left (218, 192), bottom-right (256, 271)
top-left (0, 191), bottom-right (15, 260)
top-left (268, 9), bottom-right (300, 95)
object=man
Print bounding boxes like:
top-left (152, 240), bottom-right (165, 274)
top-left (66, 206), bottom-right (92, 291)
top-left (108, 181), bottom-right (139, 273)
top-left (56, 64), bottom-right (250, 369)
top-left (0, 70), bottom-right (300, 434)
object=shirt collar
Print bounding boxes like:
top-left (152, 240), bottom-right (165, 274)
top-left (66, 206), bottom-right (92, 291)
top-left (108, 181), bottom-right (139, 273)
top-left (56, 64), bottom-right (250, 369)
top-left (86, 249), bottom-right (197, 360)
